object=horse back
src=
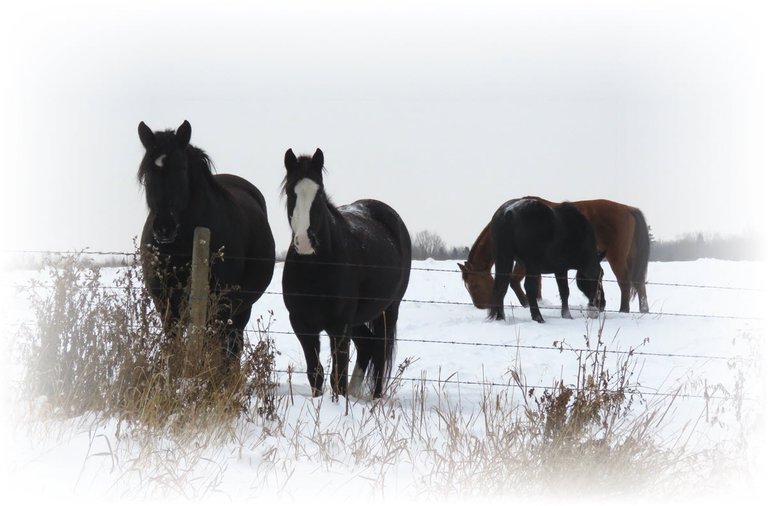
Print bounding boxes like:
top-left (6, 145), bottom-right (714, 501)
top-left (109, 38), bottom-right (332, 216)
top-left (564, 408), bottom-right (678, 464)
top-left (491, 199), bottom-right (597, 272)
top-left (211, 173), bottom-right (273, 249)
top-left (490, 199), bottom-right (555, 263)
top-left (211, 173), bottom-right (275, 296)
top-left (339, 199), bottom-right (412, 289)
top-left (214, 173), bottom-right (268, 214)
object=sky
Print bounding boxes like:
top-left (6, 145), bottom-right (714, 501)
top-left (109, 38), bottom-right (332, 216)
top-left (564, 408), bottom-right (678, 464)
top-left (1, 0), bottom-right (766, 255)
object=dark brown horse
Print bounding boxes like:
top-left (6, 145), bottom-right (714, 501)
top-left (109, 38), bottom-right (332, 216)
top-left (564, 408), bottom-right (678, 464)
top-left (459, 197), bottom-right (650, 313)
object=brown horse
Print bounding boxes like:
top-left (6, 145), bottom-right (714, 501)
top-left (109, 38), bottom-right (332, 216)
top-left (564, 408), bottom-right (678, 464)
top-left (459, 197), bottom-right (650, 313)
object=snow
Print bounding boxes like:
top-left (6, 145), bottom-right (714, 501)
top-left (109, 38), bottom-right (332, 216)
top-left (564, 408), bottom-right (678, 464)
top-left (1, 258), bottom-right (765, 503)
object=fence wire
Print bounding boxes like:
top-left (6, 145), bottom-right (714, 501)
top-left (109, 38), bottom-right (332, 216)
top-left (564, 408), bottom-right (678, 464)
top-left (2, 248), bottom-right (763, 292)
top-left (2, 247), bottom-right (762, 401)
top-left (271, 368), bottom-right (751, 402)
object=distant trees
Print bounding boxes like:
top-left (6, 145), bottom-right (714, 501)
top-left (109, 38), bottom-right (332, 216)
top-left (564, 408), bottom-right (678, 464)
top-left (276, 227), bottom-right (761, 264)
top-left (649, 231), bottom-right (762, 261)
top-left (411, 230), bottom-right (469, 261)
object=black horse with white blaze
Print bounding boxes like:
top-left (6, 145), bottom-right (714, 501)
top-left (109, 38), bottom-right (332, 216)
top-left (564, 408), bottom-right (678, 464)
top-left (281, 148), bottom-right (411, 399)
top-left (137, 120), bottom-right (275, 366)
top-left (489, 198), bottom-right (605, 323)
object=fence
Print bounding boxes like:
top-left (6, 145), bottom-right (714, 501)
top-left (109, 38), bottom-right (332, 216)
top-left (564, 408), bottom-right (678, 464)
top-left (2, 236), bottom-right (763, 402)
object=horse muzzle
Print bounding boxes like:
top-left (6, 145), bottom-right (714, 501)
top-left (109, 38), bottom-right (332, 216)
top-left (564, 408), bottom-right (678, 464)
top-left (292, 231), bottom-right (316, 255)
top-left (152, 223), bottom-right (181, 244)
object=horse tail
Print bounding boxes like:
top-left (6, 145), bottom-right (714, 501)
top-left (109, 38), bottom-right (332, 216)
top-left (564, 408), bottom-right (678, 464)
top-left (629, 208), bottom-right (650, 297)
top-left (365, 304), bottom-right (399, 398)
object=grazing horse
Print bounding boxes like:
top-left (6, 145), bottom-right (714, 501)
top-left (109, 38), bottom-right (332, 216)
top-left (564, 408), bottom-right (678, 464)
top-left (281, 148), bottom-right (411, 399)
top-left (137, 120), bottom-right (275, 366)
top-left (460, 197), bottom-right (650, 313)
top-left (485, 198), bottom-right (605, 323)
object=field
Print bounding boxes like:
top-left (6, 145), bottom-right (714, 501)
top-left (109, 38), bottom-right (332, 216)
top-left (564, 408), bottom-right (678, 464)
top-left (1, 258), bottom-right (764, 503)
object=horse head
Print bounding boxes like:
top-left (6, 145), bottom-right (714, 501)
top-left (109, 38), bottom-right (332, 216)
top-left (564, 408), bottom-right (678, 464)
top-left (459, 261), bottom-right (495, 309)
top-left (577, 253), bottom-right (607, 317)
top-left (137, 120), bottom-right (194, 244)
top-left (283, 148), bottom-right (325, 255)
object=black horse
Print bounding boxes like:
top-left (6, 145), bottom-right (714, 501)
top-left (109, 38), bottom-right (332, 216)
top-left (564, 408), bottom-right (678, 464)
top-left (281, 148), bottom-right (411, 399)
top-left (488, 198), bottom-right (605, 323)
top-left (137, 120), bottom-right (275, 365)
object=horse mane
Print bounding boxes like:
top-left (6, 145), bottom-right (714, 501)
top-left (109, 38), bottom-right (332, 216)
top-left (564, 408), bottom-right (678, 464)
top-left (137, 130), bottom-right (221, 192)
top-left (186, 146), bottom-right (222, 190)
top-left (280, 155), bottom-right (340, 218)
top-left (467, 222), bottom-right (494, 271)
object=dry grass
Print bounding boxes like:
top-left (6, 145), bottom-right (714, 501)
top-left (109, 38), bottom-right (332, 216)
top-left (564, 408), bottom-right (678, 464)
top-left (19, 248), bottom-right (279, 442)
top-left (12, 253), bottom-right (762, 500)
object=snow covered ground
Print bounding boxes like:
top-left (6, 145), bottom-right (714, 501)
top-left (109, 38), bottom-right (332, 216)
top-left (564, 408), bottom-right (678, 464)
top-left (1, 258), bottom-right (765, 503)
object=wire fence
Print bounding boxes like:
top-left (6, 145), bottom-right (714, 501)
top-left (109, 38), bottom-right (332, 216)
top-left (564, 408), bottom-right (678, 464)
top-left (246, 329), bottom-right (756, 363)
top-left (3, 317), bottom-right (756, 364)
top-left (271, 368), bottom-right (749, 402)
top-left (2, 247), bottom-right (762, 403)
top-left (4, 281), bottom-right (761, 322)
top-left (2, 248), bottom-right (763, 293)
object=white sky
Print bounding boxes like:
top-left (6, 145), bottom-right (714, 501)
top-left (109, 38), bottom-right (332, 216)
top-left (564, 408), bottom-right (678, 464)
top-left (1, 0), bottom-right (766, 254)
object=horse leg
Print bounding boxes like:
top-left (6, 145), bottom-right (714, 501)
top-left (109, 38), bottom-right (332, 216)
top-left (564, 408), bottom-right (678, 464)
top-left (554, 271), bottom-right (572, 319)
top-left (510, 262), bottom-right (529, 307)
top-left (226, 307), bottom-right (251, 359)
top-left (327, 325), bottom-right (351, 398)
top-left (369, 304), bottom-right (400, 399)
top-left (618, 278), bottom-right (631, 313)
top-left (636, 281), bottom-right (650, 313)
top-left (489, 258), bottom-right (514, 320)
top-left (349, 324), bottom-right (374, 398)
top-left (607, 256), bottom-right (631, 313)
top-left (220, 307), bottom-right (251, 376)
top-left (290, 314), bottom-right (324, 396)
top-left (525, 270), bottom-right (545, 323)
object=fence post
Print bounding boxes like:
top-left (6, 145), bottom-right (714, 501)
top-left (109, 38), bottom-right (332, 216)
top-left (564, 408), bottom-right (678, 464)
top-left (186, 226), bottom-right (211, 373)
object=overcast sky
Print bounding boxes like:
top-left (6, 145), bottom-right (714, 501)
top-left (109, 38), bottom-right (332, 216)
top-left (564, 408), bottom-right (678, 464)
top-left (2, 0), bottom-right (766, 256)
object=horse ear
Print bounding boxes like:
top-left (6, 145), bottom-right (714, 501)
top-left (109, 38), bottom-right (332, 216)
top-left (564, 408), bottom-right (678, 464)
top-left (284, 149), bottom-right (298, 171)
top-left (138, 121), bottom-right (155, 149)
top-left (175, 120), bottom-right (192, 147)
top-left (312, 148), bottom-right (324, 171)
top-left (458, 263), bottom-right (467, 273)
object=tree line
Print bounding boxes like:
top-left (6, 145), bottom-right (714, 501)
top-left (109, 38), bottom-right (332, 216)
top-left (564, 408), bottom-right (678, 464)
top-left (410, 229), bottom-right (763, 262)
top-left (648, 231), bottom-right (762, 262)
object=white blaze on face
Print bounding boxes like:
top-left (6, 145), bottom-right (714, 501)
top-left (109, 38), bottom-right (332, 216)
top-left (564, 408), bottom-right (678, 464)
top-left (290, 178), bottom-right (319, 255)
top-left (154, 154), bottom-right (166, 168)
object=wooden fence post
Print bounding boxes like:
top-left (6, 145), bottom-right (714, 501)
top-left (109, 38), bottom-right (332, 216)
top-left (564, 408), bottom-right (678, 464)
top-left (186, 226), bottom-right (211, 373)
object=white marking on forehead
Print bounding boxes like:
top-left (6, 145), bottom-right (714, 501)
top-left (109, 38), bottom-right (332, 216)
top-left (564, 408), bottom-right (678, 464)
top-left (154, 154), bottom-right (166, 168)
top-left (290, 178), bottom-right (319, 255)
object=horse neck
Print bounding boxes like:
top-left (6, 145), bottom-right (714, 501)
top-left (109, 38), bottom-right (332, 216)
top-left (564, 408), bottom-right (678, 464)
top-left (467, 222), bottom-right (494, 271)
top-left (311, 193), bottom-right (346, 259)
top-left (184, 155), bottom-right (221, 218)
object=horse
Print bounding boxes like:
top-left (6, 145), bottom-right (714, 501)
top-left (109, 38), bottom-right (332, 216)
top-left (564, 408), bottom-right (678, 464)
top-left (460, 196), bottom-right (650, 313)
top-left (281, 148), bottom-right (411, 399)
top-left (484, 198), bottom-right (605, 323)
top-left (137, 120), bottom-right (275, 369)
